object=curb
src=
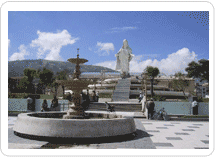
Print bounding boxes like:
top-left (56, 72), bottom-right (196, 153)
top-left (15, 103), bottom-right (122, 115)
top-left (169, 117), bottom-right (209, 121)
top-left (8, 113), bottom-right (209, 121)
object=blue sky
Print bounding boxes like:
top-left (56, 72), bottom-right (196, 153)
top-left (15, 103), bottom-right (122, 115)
top-left (8, 11), bottom-right (209, 75)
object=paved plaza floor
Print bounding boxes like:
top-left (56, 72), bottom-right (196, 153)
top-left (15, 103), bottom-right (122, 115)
top-left (8, 113), bottom-right (209, 149)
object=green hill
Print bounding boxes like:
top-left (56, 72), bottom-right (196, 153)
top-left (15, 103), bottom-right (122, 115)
top-left (8, 59), bottom-right (117, 78)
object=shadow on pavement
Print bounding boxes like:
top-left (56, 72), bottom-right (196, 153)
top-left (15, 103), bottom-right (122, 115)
top-left (14, 129), bottom-right (153, 149)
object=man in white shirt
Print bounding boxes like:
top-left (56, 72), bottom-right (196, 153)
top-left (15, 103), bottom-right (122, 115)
top-left (192, 100), bottom-right (198, 115)
top-left (138, 92), bottom-right (143, 103)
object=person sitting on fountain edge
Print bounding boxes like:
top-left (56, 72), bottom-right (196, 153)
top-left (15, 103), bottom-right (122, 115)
top-left (67, 92), bottom-right (73, 101)
top-left (92, 90), bottom-right (96, 102)
top-left (41, 99), bottom-right (49, 112)
top-left (51, 95), bottom-right (58, 108)
top-left (81, 91), bottom-right (90, 110)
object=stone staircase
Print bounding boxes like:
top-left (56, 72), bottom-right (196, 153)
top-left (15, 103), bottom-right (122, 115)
top-left (112, 78), bottom-right (131, 101)
top-left (87, 102), bottom-right (142, 112)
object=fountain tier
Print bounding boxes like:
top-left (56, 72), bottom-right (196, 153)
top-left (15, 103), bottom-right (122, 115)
top-left (13, 112), bottom-right (136, 138)
top-left (56, 78), bottom-right (93, 119)
top-left (56, 52), bottom-right (93, 119)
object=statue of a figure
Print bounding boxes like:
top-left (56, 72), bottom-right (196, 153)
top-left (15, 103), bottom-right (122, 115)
top-left (115, 39), bottom-right (134, 77)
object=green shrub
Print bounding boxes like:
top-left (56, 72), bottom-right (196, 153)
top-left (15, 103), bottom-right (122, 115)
top-left (40, 94), bottom-right (54, 99)
top-left (8, 93), bottom-right (29, 98)
top-left (181, 115), bottom-right (209, 118)
top-left (8, 111), bottom-right (27, 114)
top-left (151, 95), bottom-right (166, 101)
top-left (197, 97), bottom-right (209, 102)
top-left (99, 93), bottom-right (112, 98)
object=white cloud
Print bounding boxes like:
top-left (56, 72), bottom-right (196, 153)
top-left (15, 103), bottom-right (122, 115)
top-left (95, 48), bottom-right (197, 76)
top-left (30, 30), bottom-right (78, 60)
top-left (9, 44), bottom-right (29, 61)
top-left (107, 26), bottom-right (137, 33)
top-left (8, 39), bottom-right (10, 48)
top-left (95, 60), bottom-right (116, 70)
top-left (130, 47), bottom-right (197, 75)
top-left (95, 42), bottom-right (114, 56)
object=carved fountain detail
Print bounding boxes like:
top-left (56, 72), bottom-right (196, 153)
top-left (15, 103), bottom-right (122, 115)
top-left (56, 48), bottom-right (93, 119)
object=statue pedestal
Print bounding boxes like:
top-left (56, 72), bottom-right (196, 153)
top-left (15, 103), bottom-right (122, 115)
top-left (120, 72), bottom-right (130, 79)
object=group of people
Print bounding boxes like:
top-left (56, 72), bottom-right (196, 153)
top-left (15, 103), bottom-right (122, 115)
top-left (41, 90), bottom-right (100, 112)
top-left (92, 90), bottom-right (99, 102)
top-left (139, 92), bottom-right (155, 119)
top-left (140, 92), bottom-right (199, 119)
top-left (41, 96), bottom-right (59, 112)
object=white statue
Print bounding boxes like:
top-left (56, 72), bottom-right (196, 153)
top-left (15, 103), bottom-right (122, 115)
top-left (115, 39), bottom-right (134, 77)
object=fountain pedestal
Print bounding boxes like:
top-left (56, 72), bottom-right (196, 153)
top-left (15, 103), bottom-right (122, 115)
top-left (57, 50), bottom-right (93, 119)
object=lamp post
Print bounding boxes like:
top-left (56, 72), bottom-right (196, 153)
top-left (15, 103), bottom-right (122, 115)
top-left (141, 71), bottom-right (148, 115)
top-left (34, 83), bottom-right (37, 94)
top-left (100, 70), bottom-right (105, 87)
top-left (141, 71), bottom-right (148, 100)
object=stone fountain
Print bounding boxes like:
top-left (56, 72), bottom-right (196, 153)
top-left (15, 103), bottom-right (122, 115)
top-left (56, 48), bottom-right (92, 119)
top-left (13, 48), bottom-right (136, 140)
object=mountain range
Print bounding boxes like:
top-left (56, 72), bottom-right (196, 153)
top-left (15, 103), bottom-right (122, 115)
top-left (8, 59), bottom-right (117, 78)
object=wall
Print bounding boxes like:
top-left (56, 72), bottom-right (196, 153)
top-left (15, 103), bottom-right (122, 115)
top-left (8, 98), bottom-right (69, 112)
top-left (198, 102), bottom-right (209, 115)
top-left (8, 99), bottom-right (209, 115)
top-left (154, 101), bottom-right (192, 115)
top-left (154, 101), bottom-right (209, 116)
top-left (36, 99), bottom-right (69, 111)
top-left (8, 99), bottom-right (28, 111)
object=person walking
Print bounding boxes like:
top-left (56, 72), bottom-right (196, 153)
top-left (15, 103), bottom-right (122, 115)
top-left (138, 92), bottom-right (143, 103)
top-left (141, 94), bottom-right (146, 112)
top-left (146, 98), bottom-right (155, 119)
top-left (96, 91), bottom-right (99, 102)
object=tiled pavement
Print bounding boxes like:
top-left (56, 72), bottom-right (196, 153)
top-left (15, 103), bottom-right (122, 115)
top-left (140, 119), bottom-right (209, 149)
top-left (8, 116), bottom-right (209, 149)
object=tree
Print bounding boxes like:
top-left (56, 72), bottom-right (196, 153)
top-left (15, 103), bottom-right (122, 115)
top-left (23, 68), bottom-right (36, 83)
top-left (185, 59), bottom-right (209, 82)
top-left (36, 68), bottom-right (41, 78)
top-left (56, 69), bottom-right (68, 80)
top-left (56, 69), bottom-right (69, 96)
top-left (145, 66), bottom-right (160, 97)
top-left (172, 72), bottom-right (189, 97)
top-left (23, 68), bottom-right (36, 93)
top-left (39, 68), bottom-right (54, 94)
top-left (17, 77), bottom-right (29, 93)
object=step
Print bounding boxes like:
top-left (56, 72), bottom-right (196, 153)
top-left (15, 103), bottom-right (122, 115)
top-left (113, 95), bottom-right (129, 97)
top-left (88, 103), bottom-right (142, 112)
top-left (89, 106), bottom-right (141, 110)
top-left (112, 93), bottom-right (129, 95)
top-left (116, 86), bottom-right (130, 89)
top-left (114, 88), bottom-right (130, 90)
top-left (113, 92), bottom-right (129, 95)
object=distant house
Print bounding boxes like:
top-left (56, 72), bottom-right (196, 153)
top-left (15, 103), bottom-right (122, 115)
top-left (194, 79), bottom-right (209, 98)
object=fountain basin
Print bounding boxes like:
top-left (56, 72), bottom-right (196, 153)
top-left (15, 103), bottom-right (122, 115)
top-left (13, 112), bottom-right (136, 138)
